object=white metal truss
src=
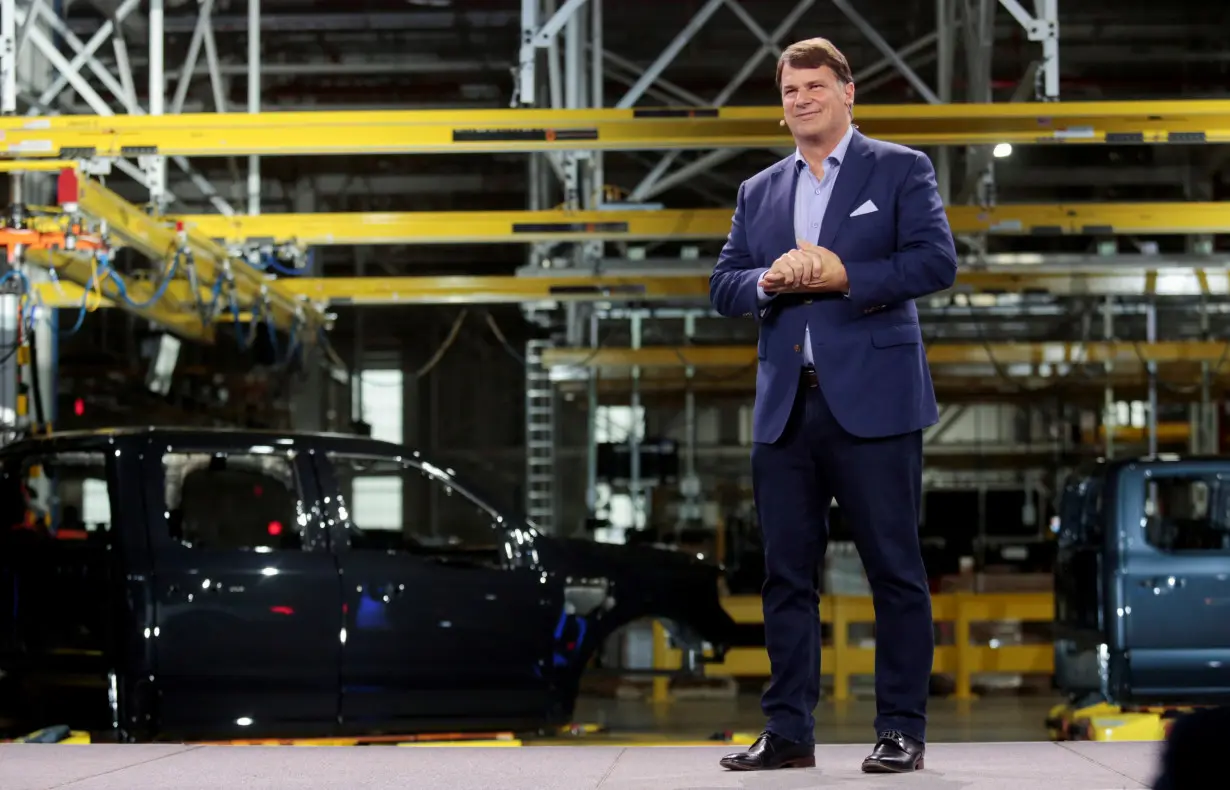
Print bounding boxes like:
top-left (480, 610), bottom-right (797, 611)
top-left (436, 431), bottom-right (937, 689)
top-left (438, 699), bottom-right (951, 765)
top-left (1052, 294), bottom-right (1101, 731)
top-left (998, 0), bottom-right (1060, 100)
top-left (0, 0), bottom-right (243, 214)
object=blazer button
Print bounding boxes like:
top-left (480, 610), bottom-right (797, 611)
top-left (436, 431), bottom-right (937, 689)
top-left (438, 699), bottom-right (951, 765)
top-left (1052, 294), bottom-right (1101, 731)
top-left (794, 344), bottom-right (801, 353)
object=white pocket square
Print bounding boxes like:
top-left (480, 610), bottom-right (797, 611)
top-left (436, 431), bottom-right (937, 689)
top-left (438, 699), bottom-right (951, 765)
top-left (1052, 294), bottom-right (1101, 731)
top-left (850, 200), bottom-right (878, 217)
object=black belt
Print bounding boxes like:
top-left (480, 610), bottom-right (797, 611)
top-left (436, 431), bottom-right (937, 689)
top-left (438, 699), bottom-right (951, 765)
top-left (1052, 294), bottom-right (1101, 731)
top-left (801, 366), bottom-right (818, 388)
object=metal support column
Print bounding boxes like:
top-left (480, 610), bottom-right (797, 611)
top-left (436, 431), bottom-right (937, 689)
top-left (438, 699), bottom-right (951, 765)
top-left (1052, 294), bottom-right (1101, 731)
top-left (248, 0), bottom-right (261, 215)
top-left (143, 0), bottom-right (168, 211)
top-left (517, 0), bottom-right (539, 105)
top-left (0, 0), bottom-right (15, 115)
top-left (934, 0), bottom-right (956, 203)
top-left (628, 313), bottom-right (642, 531)
top-left (1103, 296), bottom-right (1115, 459)
top-left (585, 311), bottom-right (599, 521)
top-left (1146, 300), bottom-right (1158, 456)
top-left (679, 314), bottom-right (700, 529)
top-left (525, 339), bottom-right (557, 532)
top-left (998, 0), bottom-right (1059, 99)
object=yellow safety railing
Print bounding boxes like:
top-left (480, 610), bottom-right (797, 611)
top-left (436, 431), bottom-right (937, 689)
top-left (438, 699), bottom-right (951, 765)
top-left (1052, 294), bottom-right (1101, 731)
top-left (652, 592), bottom-right (1054, 703)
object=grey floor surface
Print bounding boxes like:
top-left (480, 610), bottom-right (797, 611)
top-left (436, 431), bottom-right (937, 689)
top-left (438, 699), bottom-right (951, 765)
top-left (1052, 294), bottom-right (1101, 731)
top-left (0, 741), bottom-right (1162, 790)
top-left (572, 693), bottom-right (1065, 744)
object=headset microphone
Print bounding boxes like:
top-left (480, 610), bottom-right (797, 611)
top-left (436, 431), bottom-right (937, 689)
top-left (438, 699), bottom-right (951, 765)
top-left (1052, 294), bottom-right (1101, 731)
top-left (779, 119), bottom-right (786, 126)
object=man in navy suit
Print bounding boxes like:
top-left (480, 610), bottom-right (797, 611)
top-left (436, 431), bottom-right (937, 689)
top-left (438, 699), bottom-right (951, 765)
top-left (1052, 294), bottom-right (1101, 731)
top-left (712, 38), bottom-right (957, 772)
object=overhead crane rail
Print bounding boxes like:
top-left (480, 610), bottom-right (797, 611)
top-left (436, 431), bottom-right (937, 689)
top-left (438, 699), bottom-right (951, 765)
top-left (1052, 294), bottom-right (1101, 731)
top-left (174, 202), bottom-right (1230, 247)
top-left (540, 342), bottom-right (1230, 370)
top-left (3, 100), bottom-right (1230, 158)
top-left (0, 165), bottom-right (330, 344)
top-left (30, 263), bottom-right (1230, 310)
top-left (59, 170), bottom-right (325, 337)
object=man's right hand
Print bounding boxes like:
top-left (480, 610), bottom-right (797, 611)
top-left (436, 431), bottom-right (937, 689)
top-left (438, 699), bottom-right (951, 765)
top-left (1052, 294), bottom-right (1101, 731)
top-left (761, 242), bottom-right (819, 292)
top-left (760, 253), bottom-right (804, 292)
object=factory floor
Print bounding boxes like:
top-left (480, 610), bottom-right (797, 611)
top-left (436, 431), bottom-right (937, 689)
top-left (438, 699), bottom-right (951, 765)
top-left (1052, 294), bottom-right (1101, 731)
top-left (568, 690), bottom-right (1064, 744)
top-left (0, 740), bottom-right (1162, 790)
top-left (3, 692), bottom-right (1168, 789)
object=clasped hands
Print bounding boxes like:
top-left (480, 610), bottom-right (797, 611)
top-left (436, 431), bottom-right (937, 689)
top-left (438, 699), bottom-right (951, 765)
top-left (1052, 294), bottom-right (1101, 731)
top-left (759, 239), bottom-right (849, 295)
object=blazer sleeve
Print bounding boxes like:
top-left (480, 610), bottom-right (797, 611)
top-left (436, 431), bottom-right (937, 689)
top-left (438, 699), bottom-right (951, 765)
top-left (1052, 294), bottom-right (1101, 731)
top-left (842, 151), bottom-right (958, 309)
top-left (709, 181), bottom-right (771, 319)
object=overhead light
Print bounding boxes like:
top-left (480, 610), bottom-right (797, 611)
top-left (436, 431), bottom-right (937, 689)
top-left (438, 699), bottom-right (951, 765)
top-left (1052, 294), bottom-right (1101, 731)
top-left (993, 143), bottom-right (1012, 158)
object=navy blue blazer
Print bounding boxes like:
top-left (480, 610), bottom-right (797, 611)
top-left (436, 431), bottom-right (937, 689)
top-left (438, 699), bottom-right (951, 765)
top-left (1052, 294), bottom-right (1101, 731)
top-left (709, 128), bottom-right (958, 443)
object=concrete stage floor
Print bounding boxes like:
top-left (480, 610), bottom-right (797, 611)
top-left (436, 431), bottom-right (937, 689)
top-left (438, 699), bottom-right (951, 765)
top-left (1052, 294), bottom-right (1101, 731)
top-left (0, 741), bottom-right (1162, 790)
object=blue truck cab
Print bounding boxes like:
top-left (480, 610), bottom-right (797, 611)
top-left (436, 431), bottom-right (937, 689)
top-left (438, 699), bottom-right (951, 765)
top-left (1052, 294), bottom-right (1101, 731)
top-left (1054, 456), bottom-right (1230, 707)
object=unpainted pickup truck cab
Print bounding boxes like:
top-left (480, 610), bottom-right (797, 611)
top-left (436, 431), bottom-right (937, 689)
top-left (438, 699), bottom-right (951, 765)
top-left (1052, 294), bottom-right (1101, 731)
top-left (0, 428), bottom-right (734, 741)
top-left (1054, 457), bottom-right (1230, 707)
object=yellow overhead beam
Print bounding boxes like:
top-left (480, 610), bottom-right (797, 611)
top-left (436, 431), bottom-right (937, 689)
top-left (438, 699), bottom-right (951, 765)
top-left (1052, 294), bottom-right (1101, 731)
top-left (559, 368), bottom-right (1230, 399)
top-left (27, 267), bottom-right (1230, 310)
top-left (64, 172), bottom-right (326, 336)
top-left (173, 202), bottom-right (1230, 247)
top-left (3, 100), bottom-right (1230, 158)
top-left (275, 275), bottom-right (711, 305)
top-left (27, 275), bottom-right (709, 308)
top-left (542, 342), bottom-right (1230, 370)
top-left (177, 209), bottom-right (736, 246)
top-left (235, 270), bottom-right (1230, 306)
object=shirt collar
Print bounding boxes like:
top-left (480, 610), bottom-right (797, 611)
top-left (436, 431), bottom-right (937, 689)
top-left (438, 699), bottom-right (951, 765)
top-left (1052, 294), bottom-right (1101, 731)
top-left (794, 122), bottom-right (854, 171)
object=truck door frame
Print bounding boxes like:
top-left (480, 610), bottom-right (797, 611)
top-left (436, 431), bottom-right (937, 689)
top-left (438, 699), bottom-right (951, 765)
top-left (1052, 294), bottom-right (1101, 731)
top-left (140, 436), bottom-right (344, 739)
top-left (1116, 461), bottom-right (1230, 703)
top-left (310, 448), bottom-right (563, 733)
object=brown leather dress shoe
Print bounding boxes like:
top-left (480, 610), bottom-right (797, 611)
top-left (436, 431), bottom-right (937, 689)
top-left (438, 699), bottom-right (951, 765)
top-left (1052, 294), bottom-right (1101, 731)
top-left (861, 730), bottom-right (925, 772)
top-left (719, 731), bottom-right (815, 771)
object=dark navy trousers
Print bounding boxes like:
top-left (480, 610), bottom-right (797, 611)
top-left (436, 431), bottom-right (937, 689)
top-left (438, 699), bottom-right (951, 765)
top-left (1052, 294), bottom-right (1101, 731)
top-left (752, 370), bottom-right (933, 745)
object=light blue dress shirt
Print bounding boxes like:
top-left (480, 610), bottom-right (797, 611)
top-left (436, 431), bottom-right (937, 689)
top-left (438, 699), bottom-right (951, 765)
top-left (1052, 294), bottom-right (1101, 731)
top-left (756, 123), bottom-right (855, 368)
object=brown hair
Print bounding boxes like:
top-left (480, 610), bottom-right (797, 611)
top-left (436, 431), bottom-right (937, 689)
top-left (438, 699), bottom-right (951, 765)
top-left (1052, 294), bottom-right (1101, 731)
top-left (775, 38), bottom-right (854, 87)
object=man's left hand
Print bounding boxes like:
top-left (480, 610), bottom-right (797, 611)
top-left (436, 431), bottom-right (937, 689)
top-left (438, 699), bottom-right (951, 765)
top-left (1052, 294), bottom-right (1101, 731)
top-left (761, 240), bottom-right (848, 294)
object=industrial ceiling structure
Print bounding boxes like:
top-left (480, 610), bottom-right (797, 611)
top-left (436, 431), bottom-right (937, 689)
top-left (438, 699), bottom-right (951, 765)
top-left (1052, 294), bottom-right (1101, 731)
top-left (1, 0), bottom-right (1228, 530)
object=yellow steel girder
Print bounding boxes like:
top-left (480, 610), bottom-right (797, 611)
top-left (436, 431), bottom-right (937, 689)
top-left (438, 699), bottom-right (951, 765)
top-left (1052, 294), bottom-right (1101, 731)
top-left (29, 275), bottom-right (709, 308)
top-left (563, 370), bottom-right (1230, 398)
top-left (172, 202), bottom-right (1230, 246)
top-left (28, 267), bottom-right (1230, 310)
top-left (3, 100), bottom-right (1230, 158)
top-left (62, 172), bottom-right (326, 336)
top-left (541, 342), bottom-right (1230, 369)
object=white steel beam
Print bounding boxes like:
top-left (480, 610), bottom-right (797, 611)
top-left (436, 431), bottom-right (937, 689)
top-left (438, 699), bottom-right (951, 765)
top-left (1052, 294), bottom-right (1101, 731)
top-left (600, 48), bottom-right (707, 106)
top-left (998, 0), bottom-right (1059, 99)
top-left (145, 0), bottom-right (168, 210)
top-left (171, 0), bottom-right (217, 114)
top-left (248, 0), bottom-right (261, 216)
top-left (533, 0), bottom-right (591, 47)
top-left (629, 0), bottom-right (813, 200)
top-left (614, 0), bottom-right (724, 108)
top-left (111, 14), bottom-right (138, 111)
top-left (26, 0), bottom-right (142, 116)
top-left (711, 0), bottom-right (815, 106)
top-left (1, 0), bottom-right (15, 114)
top-left (516, 0), bottom-right (538, 105)
top-left (831, 0), bottom-right (942, 103)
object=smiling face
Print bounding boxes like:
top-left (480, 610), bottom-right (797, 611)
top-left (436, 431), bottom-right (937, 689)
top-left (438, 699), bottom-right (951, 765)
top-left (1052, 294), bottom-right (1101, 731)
top-left (780, 62), bottom-right (854, 145)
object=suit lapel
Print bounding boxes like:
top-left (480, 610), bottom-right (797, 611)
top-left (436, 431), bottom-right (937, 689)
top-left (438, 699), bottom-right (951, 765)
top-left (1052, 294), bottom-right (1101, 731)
top-left (766, 157), bottom-right (799, 258)
top-left (816, 130), bottom-right (875, 250)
